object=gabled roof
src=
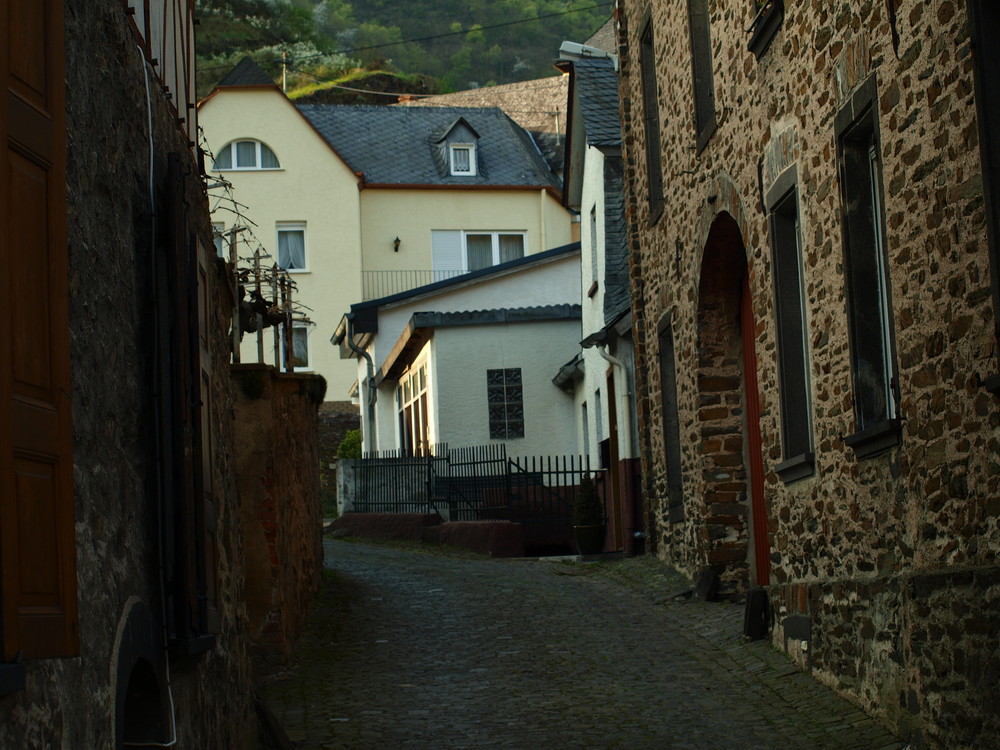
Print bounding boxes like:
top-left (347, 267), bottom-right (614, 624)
top-left (351, 241), bottom-right (580, 316)
top-left (216, 57), bottom-right (276, 88)
top-left (296, 104), bottom-right (560, 189)
top-left (585, 17), bottom-right (617, 55)
top-left (379, 305), bottom-right (582, 384)
top-left (573, 57), bottom-right (621, 149)
top-left (397, 76), bottom-right (569, 135)
top-left (429, 117), bottom-right (480, 144)
top-left (332, 241), bottom-right (582, 350)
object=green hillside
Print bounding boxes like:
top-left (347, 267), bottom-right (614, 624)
top-left (196, 0), bottom-right (611, 98)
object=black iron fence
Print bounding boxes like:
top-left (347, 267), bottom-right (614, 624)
top-left (351, 444), bottom-right (605, 553)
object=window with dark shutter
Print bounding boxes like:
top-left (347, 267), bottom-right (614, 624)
top-left (969, 0), bottom-right (1000, 392)
top-left (836, 77), bottom-right (901, 457)
top-left (639, 16), bottom-right (664, 221)
top-left (687, 0), bottom-right (717, 150)
top-left (657, 317), bottom-right (685, 523)
top-left (766, 168), bottom-right (815, 482)
top-left (2, 0), bottom-right (78, 690)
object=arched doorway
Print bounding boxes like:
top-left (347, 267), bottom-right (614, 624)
top-left (696, 213), bottom-right (769, 595)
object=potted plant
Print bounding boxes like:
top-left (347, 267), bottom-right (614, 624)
top-left (573, 474), bottom-right (605, 555)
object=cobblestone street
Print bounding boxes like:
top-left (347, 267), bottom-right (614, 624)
top-left (260, 540), bottom-right (906, 749)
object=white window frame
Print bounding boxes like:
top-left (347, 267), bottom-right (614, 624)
top-left (212, 222), bottom-right (226, 258)
top-left (276, 222), bottom-right (307, 273)
top-left (449, 143), bottom-right (477, 176)
top-left (281, 322), bottom-right (312, 372)
top-left (396, 357), bottom-right (431, 454)
top-left (213, 139), bottom-right (281, 171)
top-left (461, 231), bottom-right (526, 271)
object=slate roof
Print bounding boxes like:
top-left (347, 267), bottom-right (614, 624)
top-left (573, 57), bottom-right (621, 149)
top-left (397, 76), bottom-right (569, 135)
top-left (585, 17), bottom-right (618, 55)
top-left (297, 104), bottom-right (560, 188)
top-left (410, 305), bottom-right (581, 329)
top-left (351, 241), bottom-right (581, 312)
top-left (601, 156), bottom-right (630, 323)
top-left (217, 57), bottom-right (275, 87)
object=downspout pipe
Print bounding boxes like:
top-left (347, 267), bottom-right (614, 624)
top-left (345, 313), bottom-right (378, 450)
top-left (593, 343), bottom-right (633, 459)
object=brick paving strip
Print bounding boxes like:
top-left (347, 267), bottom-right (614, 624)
top-left (260, 540), bottom-right (906, 749)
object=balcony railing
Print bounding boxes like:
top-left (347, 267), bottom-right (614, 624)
top-left (362, 269), bottom-right (465, 301)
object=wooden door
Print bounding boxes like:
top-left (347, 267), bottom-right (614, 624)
top-left (605, 368), bottom-right (623, 551)
top-left (741, 275), bottom-right (770, 586)
top-left (1, 0), bottom-right (78, 659)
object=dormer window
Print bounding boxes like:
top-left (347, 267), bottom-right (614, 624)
top-left (450, 143), bottom-right (477, 176)
top-left (432, 117), bottom-right (481, 178)
top-left (213, 139), bottom-right (280, 170)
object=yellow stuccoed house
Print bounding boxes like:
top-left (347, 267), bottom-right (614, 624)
top-left (198, 58), bottom-right (575, 408)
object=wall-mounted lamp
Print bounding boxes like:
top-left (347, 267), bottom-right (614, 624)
top-left (393, 236), bottom-right (401, 252)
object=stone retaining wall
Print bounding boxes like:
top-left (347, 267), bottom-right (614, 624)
top-left (233, 364), bottom-right (324, 679)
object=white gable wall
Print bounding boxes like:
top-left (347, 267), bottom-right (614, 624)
top-left (431, 320), bottom-right (580, 458)
top-left (368, 251), bottom-right (581, 367)
top-left (199, 87), bottom-right (364, 401)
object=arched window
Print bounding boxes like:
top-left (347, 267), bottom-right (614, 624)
top-left (213, 139), bottom-right (280, 170)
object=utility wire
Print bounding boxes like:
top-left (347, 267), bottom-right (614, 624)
top-left (200, 2), bottom-right (612, 72)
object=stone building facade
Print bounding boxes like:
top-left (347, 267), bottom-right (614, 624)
top-left (2, 1), bottom-right (260, 746)
top-left (613, 0), bottom-right (1000, 746)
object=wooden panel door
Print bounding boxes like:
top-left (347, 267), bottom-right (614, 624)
top-left (1, 0), bottom-right (77, 659)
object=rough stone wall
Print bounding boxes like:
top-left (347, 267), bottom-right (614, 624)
top-left (233, 366), bottom-right (323, 679)
top-left (0, 2), bottom-right (257, 748)
top-left (614, 0), bottom-right (1000, 746)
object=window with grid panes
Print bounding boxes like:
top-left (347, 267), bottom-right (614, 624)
top-left (487, 368), bottom-right (524, 439)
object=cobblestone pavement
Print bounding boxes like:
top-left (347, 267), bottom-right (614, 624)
top-left (260, 540), bottom-right (906, 749)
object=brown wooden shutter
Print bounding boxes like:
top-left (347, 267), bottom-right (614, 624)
top-left (1, 0), bottom-right (78, 659)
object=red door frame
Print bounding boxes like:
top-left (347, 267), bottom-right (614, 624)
top-left (741, 275), bottom-right (770, 586)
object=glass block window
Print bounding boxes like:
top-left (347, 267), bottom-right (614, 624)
top-left (487, 368), bottom-right (524, 439)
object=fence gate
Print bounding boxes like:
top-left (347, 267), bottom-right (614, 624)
top-left (353, 446), bottom-right (605, 554)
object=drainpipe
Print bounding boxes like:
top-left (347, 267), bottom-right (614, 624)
top-left (345, 313), bottom-right (378, 450)
top-left (594, 344), bottom-right (633, 459)
top-left (539, 188), bottom-right (547, 254)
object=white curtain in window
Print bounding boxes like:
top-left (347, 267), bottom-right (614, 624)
top-left (499, 234), bottom-right (524, 263)
top-left (236, 140), bottom-right (257, 167)
top-left (214, 144), bottom-right (232, 170)
top-left (292, 326), bottom-right (309, 369)
top-left (452, 146), bottom-right (470, 173)
top-left (278, 229), bottom-right (306, 269)
top-left (466, 234), bottom-right (493, 271)
top-left (261, 144), bottom-right (280, 168)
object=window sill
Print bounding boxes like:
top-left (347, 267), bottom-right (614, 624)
top-left (984, 373), bottom-right (1000, 395)
top-left (747, 0), bottom-right (784, 60)
top-left (0, 662), bottom-right (25, 695)
top-left (844, 418), bottom-right (901, 459)
top-left (213, 167), bottom-right (283, 173)
top-left (775, 451), bottom-right (815, 484)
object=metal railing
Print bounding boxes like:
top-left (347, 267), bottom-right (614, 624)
top-left (351, 444), bottom-right (605, 553)
top-left (362, 269), bottom-right (465, 300)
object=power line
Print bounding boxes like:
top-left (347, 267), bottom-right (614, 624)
top-left (200, 2), bottom-right (612, 73)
